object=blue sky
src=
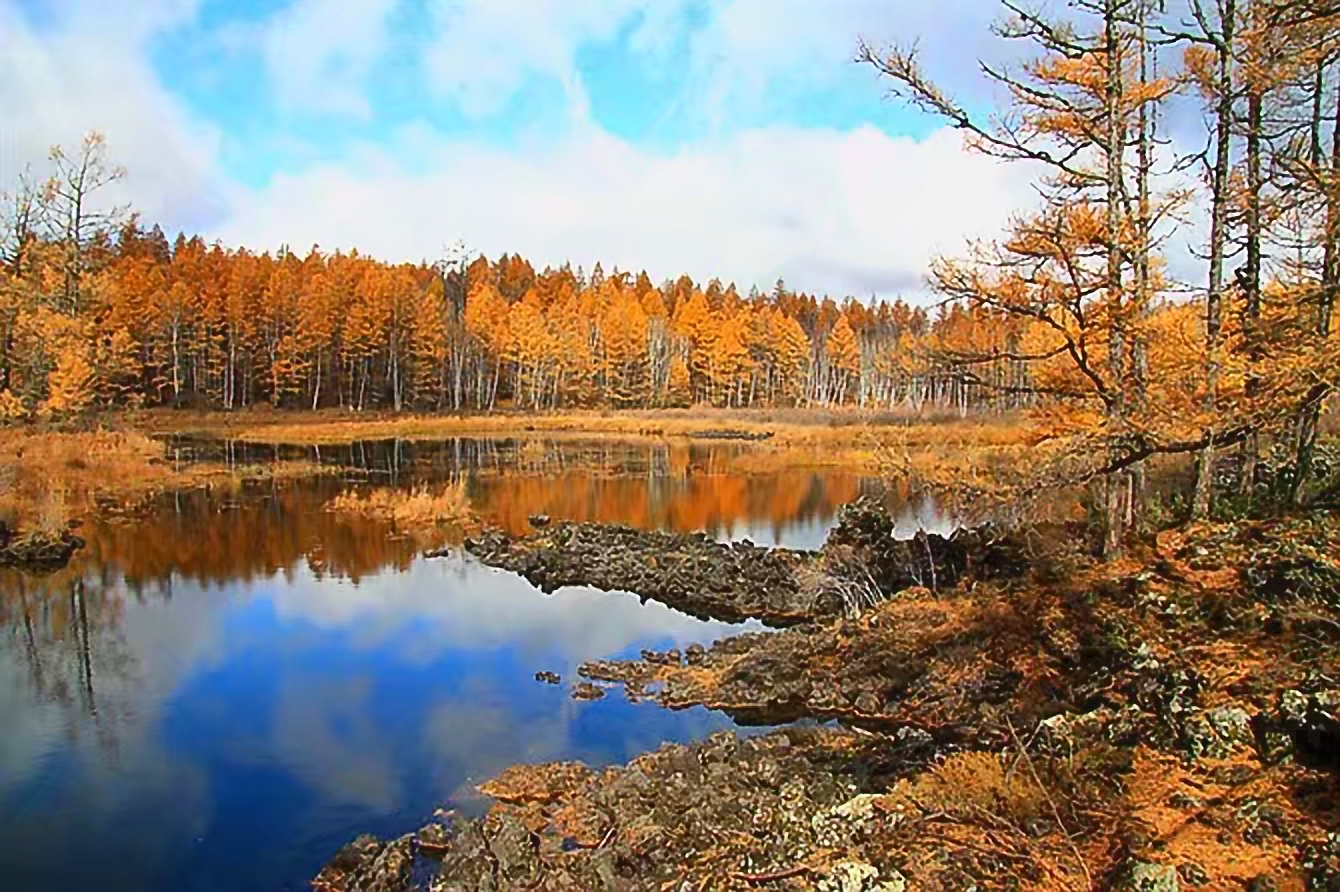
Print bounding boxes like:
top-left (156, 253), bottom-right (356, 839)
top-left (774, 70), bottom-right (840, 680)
top-left (2, 0), bottom-right (1033, 299)
top-left (147, 0), bottom-right (938, 187)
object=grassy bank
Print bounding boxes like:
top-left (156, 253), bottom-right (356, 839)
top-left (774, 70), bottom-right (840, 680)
top-left (128, 405), bottom-right (1035, 478)
top-left (0, 425), bottom-right (324, 531)
top-left (134, 405), bottom-right (1017, 443)
top-left (0, 408), bottom-right (1038, 529)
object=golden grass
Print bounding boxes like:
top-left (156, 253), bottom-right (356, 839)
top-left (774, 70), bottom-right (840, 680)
top-left (0, 426), bottom-right (326, 531)
top-left (326, 481), bottom-right (473, 528)
top-left (132, 406), bottom-right (1035, 476)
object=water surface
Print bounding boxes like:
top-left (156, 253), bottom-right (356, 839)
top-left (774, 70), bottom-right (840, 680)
top-left (0, 437), bottom-right (940, 891)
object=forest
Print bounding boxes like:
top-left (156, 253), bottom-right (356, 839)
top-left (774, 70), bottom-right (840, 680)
top-left (0, 140), bottom-right (1021, 422)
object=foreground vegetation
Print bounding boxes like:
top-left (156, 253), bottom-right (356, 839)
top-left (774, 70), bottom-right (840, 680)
top-left (318, 502), bottom-right (1340, 891)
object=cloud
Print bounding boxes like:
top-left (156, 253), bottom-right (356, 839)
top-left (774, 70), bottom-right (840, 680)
top-left (215, 120), bottom-right (1031, 298)
top-left (422, 0), bottom-right (660, 120)
top-left (0, 0), bottom-right (225, 232)
top-left (267, 555), bottom-right (751, 664)
top-left (261, 0), bottom-right (397, 120)
top-left (1, 0), bottom-right (1069, 301)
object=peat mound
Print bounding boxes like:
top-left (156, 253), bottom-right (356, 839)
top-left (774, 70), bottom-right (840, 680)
top-left (0, 522), bottom-right (86, 574)
top-left (463, 523), bottom-right (816, 625)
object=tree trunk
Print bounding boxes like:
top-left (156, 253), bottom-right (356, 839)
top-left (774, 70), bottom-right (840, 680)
top-left (1102, 0), bottom-right (1128, 558)
top-left (1130, 0), bottom-right (1155, 533)
top-left (1192, 0), bottom-right (1236, 522)
top-left (1240, 84), bottom-right (1264, 502)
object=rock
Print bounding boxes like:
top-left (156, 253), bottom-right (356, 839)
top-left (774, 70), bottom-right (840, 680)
top-left (880, 871), bottom-right (908, 892)
top-left (312, 833), bottom-right (413, 892)
top-left (1183, 706), bottom-right (1254, 760)
top-left (1276, 689), bottom-right (1340, 768)
top-left (817, 861), bottom-right (905, 892)
top-left (572, 682), bottom-right (606, 701)
top-left (1118, 862), bottom-right (1180, 892)
top-left (640, 648), bottom-right (681, 666)
top-left (534, 670), bottom-right (561, 685)
top-left (811, 793), bottom-right (885, 847)
top-left (818, 860), bottom-right (879, 892)
top-left (486, 812), bottom-right (538, 883)
top-left (1207, 706), bottom-right (1253, 742)
top-left (414, 822), bottom-right (451, 854)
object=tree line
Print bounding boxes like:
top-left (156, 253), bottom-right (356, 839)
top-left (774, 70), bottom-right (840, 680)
top-left (0, 136), bottom-right (1036, 422)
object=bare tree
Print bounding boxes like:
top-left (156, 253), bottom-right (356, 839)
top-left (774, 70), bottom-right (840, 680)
top-left (42, 132), bottom-right (128, 317)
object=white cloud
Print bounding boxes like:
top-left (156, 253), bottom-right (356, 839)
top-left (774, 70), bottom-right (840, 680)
top-left (267, 555), bottom-right (750, 663)
top-left (261, 0), bottom-right (397, 120)
top-left (214, 119), bottom-right (1032, 298)
top-left (0, 0), bottom-right (225, 232)
top-left (422, 0), bottom-right (660, 120)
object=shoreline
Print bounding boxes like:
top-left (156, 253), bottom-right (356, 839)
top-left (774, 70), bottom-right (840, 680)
top-left (315, 503), bottom-right (1340, 891)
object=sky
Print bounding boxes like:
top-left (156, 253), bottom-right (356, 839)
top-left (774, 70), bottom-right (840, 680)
top-left (2, 0), bottom-right (1073, 300)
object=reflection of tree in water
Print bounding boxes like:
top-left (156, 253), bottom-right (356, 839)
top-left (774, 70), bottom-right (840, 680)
top-left (0, 438), bottom-right (888, 741)
top-left (85, 438), bottom-right (882, 585)
top-left (1, 566), bottom-right (138, 759)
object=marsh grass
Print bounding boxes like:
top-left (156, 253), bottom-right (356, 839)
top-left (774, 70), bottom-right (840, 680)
top-left (139, 406), bottom-right (1027, 454)
top-left (326, 481), bottom-right (473, 529)
top-left (0, 426), bottom-right (326, 530)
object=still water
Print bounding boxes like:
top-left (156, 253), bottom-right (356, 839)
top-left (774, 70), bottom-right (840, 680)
top-left (0, 438), bottom-right (944, 891)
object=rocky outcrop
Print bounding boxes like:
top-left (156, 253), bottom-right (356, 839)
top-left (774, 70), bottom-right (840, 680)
top-left (312, 833), bottom-right (415, 892)
top-left (315, 728), bottom-right (925, 892)
top-left (324, 510), bottom-right (1340, 892)
top-left (461, 500), bottom-right (1035, 627)
top-left (463, 523), bottom-right (817, 625)
top-left (578, 589), bottom-right (1029, 738)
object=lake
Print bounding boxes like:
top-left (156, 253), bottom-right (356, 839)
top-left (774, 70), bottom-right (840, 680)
top-left (0, 437), bottom-right (948, 892)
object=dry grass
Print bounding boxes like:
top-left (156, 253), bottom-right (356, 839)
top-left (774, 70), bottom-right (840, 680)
top-left (138, 406), bottom-right (1016, 444)
top-left (887, 751), bottom-right (1052, 829)
top-left (132, 406), bottom-right (1034, 477)
top-left (326, 481), bottom-right (473, 528)
top-left (0, 425), bottom-right (326, 531)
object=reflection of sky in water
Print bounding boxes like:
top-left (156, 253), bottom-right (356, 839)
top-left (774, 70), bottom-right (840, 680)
top-left (0, 442), bottom-right (947, 892)
top-left (0, 556), bottom-right (753, 892)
